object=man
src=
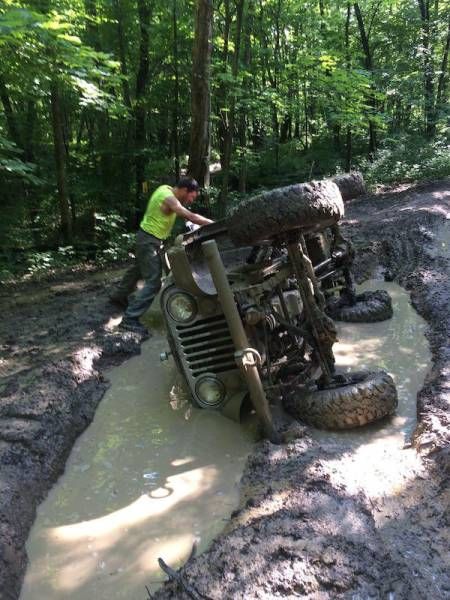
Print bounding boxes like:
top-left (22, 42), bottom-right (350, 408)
top-left (111, 177), bottom-right (213, 335)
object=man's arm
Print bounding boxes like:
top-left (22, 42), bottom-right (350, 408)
top-left (162, 196), bottom-right (213, 226)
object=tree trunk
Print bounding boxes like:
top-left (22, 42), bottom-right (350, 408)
top-left (303, 81), bottom-right (309, 150)
top-left (113, 0), bottom-right (134, 216)
top-left (436, 16), bottom-right (450, 116)
top-left (220, 0), bottom-right (245, 205)
top-left (345, 2), bottom-right (352, 170)
top-left (273, 0), bottom-right (282, 171)
top-left (353, 2), bottom-right (377, 154)
top-left (25, 100), bottom-right (42, 245)
top-left (114, 0), bottom-right (132, 109)
top-left (84, 0), bottom-right (100, 49)
top-left (417, 0), bottom-right (436, 136)
top-left (50, 81), bottom-right (73, 244)
top-left (187, 0), bottom-right (213, 188)
top-left (172, 0), bottom-right (180, 181)
top-left (0, 76), bottom-right (22, 148)
top-left (238, 5), bottom-right (253, 194)
top-left (217, 0), bottom-right (232, 166)
top-left (345, 127), bottom-right (352, 171)
top-left (135, 0), bottom-right (152, 224)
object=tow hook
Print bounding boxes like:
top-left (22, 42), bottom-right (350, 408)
top-left (160, 350), bottom-right (172, 362)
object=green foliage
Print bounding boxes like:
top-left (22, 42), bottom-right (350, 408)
top-left (25, 246), bottom-right (75, 276)
top-left (359, 136), bottom-right (450, 185)
top-left (94, 212), bottom-right (134, 265)
top-left (0, 3), bottom-right (123, 110)
top-left (1, 0), bottom-right (449, 282)
top-left (0, 135), bottom-right (42, 184)
top-left (0, 213), bottom-right (134, 283)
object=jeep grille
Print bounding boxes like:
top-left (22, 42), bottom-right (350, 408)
top-left (176, 314), bottom-right (236, 376)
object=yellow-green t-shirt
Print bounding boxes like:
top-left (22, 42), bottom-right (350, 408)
top-left (140, 185), bottom-right (177, 240)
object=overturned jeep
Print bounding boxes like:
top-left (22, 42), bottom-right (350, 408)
top-left (160, 176), bottom-right (397, 440)
top-left (301, 172), bottom-right (393, 323)
top-left (306, 224), bottom-right (393, 323)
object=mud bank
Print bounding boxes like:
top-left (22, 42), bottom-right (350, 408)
top-left (0, 269), bottom-right (147, 599)
top-left (1, 179), bottom-right (449, 599)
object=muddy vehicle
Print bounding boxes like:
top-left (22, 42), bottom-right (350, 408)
top-left (306, 225), bottom-right (393, 322)
top-left (160, 179), bottom-right (398, 439)
top-left (301, 171), bottom-right (393, 323)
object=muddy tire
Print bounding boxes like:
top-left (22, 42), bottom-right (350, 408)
top-left (327, 290), bottom-right (393, 323)
top-left (228, 180), bottom-right (344, 246)
top-left (331, 171), bottom-right (366, 201)
top-left (283, 370), bottom-right (398, 429)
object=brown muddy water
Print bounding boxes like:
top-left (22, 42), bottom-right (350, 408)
top-left (316, 280), bottom-right (431, 501)
top-left (20, 281), bottom-right (431, 599)
top-left (20, 336), bottom-right (254, 599)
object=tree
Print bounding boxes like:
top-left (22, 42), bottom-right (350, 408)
top-left (219, 0), bottom-right (245, 206)
top-left (134, 0), bottom-right (153, 222)
top-left (1, 0), bottom-right (449, 271)
top-left (187, 0), bottom-right (213, 188)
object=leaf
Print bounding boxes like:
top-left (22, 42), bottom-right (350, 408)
top-left (58, 34), bottom-right (81, 45)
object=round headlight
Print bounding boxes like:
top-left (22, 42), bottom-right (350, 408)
top-left (195, 375), bottom-right (226, 408)
top-left (167, 292), bottom-right (197, 323)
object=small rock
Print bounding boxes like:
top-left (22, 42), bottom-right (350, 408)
top-left (322, 547), bottom-right (337, 565)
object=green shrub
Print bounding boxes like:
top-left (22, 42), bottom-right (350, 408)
top-left (358, 136), bottom-right (450, 186)
top-left (25, 246), bottom-right (76, 277)
top-left (94, 212), bottom-right (134, 265)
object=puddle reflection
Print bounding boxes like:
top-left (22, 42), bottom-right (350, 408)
top-left (316, 280), bottom-right (431, 498)
top-left (21, 336), bottom-right (253, 600)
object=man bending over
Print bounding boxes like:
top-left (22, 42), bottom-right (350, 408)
top-left (111, 177), bottom-right (213, 336)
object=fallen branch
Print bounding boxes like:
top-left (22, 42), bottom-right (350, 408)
top-left (157, 542), bottom-right (212, 600)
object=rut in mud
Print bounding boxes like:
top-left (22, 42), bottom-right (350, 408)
top-left (152, 179), bottom-right (450, 599)
top-left (21, 280), bottom-right (429, 599)
top-left (21, 336), bottom-right (253, 599)
top-left (0, 178), bottom-right (448, 600)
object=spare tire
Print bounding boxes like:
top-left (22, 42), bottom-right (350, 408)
top-left (228, 180), bottom-right (344, 246)
top-left (327, 290), bottom-right (393, 323)
top-left (283, 370), bottom-right (397, 429)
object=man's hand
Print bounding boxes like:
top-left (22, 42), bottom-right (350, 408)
top-left (162, 196), bottom-right (213, 226)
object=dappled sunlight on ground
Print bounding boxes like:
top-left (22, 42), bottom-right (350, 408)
top-left (49, 466), bottom-right (218, 542)
top-left (322, 440), bottom-right (424, 500)
top-left (25, 466), bottom-right (218, 595)
top-left (315, 280), bottom-right (430, 500)
top-left (21, 336), bottom-right (252, 600)
top-left (104, 315), bottom-right (123, 330)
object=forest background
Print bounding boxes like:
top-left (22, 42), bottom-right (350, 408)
top-left (0, 0), bottom-right (449, 280)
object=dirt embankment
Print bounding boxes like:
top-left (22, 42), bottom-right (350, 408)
top-left (0, 269), bottom-right (147, 600)
top-left (0, 179), bottom-right (449, 600)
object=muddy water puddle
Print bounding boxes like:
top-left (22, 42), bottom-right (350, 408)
top-left (313, 280), bottom-right (431, 498)
top-left (21, 281), bottom-right (430, 598)
top-left (21, 336), bottom-right (253, 599)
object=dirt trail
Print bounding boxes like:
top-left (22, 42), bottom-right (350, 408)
top-left (0, 179), bottom-right (449, 599)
